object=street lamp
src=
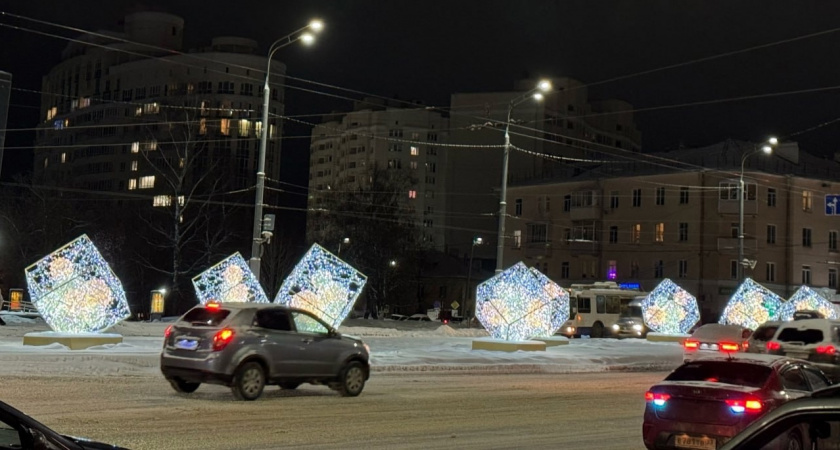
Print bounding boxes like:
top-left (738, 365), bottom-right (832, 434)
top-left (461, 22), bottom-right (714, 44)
top-left (738, 137), bottom-right (776, 280)
top-left (337, 237), bottom-right (350, 256)
top-left (465, 236), bottom-right (483, 318)
top-left (496, 80), bottom-right (553, 273)
top-left (249, 19), bottom-right (324, 281)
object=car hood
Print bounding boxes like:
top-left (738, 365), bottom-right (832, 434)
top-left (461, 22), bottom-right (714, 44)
top-left (615, 317), bottom-right (644, 325)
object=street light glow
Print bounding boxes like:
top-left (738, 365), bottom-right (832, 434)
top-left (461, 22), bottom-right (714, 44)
top-left (761, 145), bottom-right (773, 154)
top-left (532, 92), bottom-right (544, 101)
top-left (309, 19), bottom-right (324, 32)
top-left (301, 33), bottom-right (315, 45)
top-left (537, 80), bottom-right (552, 92)
top-left (768, 137), bottom-right (778, 146)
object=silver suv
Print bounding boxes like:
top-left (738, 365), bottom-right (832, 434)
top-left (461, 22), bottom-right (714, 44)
top-left (766, 318), bottom-right (840, 382)
top-left (160, 302), bottom-right (370, 400)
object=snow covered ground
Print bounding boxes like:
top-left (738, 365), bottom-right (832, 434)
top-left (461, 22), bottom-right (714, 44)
top-left (0, 313), bottom-right (684, 377)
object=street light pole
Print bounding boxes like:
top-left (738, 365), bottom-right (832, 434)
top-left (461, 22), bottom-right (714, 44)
top-left (738, 137), bottom-right (776, 280)
top-left (249, 20), bottom-right (323, 281)
top-left (465, 236), bottom-right (483, 319)
top-left (495, 80), bottom-right (553, 273)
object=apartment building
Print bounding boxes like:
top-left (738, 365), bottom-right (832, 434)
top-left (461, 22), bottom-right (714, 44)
top-left (33, 12), bottom-right (284, 200)
top-left (445, 77), bottom-right (642, 264)
top-left (307, 98), bottom-right (449, 249)
top-left (504, 139), bottom-right (840, 320)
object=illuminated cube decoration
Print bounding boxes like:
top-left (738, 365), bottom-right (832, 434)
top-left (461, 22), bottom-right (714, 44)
top-left (641, 279), bottom-right (700, 335)
top-left (476, 262), bottom-right (565, 341)
top-left (24, 234), bottom-right (131, 333)
top-left (779, 285), bottom-right (838, 321)
top-left (275, 244), bottom-right (367, 329)
top-left (719, 278), bottom-right (783, 330)
top-left (528, 267), bottom-right (570, 337)
top-left (192, 253), bottom-right (268, 304)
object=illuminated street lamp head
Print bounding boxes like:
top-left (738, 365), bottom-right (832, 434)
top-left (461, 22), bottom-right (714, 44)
top-left (761, 145), bottom-right (773, 154)
top-left (301, 32), bottom-right (316, 45)
top-left (533, 92), bottom-right (545, 101)
top-left (389, 260), bottom-right (397, 267)
top-left (342, 237), bottom-right (350, 244)
top-left (537, 80), bottom-right (552, 92)
top-left (309, 19), bottom-right (324, 32)
top-left (768, 136), bottom-right (778, 146)
top-left (474, 237), bottom-right (483, 245)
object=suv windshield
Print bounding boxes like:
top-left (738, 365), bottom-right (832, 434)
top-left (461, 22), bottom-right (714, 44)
top-left (752, 325), bottom-right (779, 342)
top-left (620, 306), bottom-right (642, 318)
top-left (666, 362), bottom-right (772, 388)
top-left (181, 307), bottom-right (231, 326)
top-left (777, 328), bottom-right (824, 344)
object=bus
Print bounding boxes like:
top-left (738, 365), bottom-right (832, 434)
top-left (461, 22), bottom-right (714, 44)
top-left (558, 281), bottom-right (647, 338)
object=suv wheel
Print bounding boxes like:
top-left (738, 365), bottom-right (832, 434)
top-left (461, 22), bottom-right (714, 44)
top-left (167, 377), bottom-right (200, 394)
top-left (338, 361), bottom-right (366, 397)
top-left (231, 362), bottom-right (265, 401)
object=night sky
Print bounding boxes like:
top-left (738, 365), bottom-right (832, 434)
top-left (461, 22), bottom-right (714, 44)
top-left (3, 1), bottom-right (840, 181)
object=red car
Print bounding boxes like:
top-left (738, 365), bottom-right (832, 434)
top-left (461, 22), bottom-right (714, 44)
top-left (642, 354), bottom-right (831, 450)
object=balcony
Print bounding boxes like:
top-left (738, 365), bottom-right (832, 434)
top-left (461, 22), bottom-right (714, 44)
top-left (566, 239), bottom-right (600, 256)
top-left (570, 205), bottom-right (601, 221)
top-left (523, 241), bottom-right (553, 259)
top-left (717, 237), bottom-right (757, 255)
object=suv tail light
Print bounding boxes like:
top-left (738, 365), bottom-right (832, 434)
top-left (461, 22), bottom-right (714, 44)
top-left (816, 345), bottom-right (837, 355)
top-left (164, 325), bottom-right (173, 339)
top-left (766, 341), bottom-right (781, 351)
top-left (683, 340), bottom-right (699, 350)
top-left (206, 301), bottom-right (221, 310)
top-left (212, 328), bottom-right (235, 351)
top-left (644, 391), bottom-right (671, 406)
top-left (725, 398), bottom-right (763, 413)
top-left (719, 341), bottom-right (740, 352)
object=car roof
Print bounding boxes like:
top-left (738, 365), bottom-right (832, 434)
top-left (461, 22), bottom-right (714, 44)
top-left (687, 353), bottom-right (804, 368)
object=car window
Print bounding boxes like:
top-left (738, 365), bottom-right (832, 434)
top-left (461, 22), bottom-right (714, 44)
top-left (780, 367), bottom-right (811, 391)
top-left (803, 368), bottom-right (830, 391)
top-left (752, 325), bottom-right (779, 342)
top-left (254, 309), bottom-right (292, 331)
top-left (665, 362), bottom-right (772, 387)
top-left (737, 413), bottom-right (840, 450)
top-left (777, 328), bottom-right (824, 344)
top-left (0, 417), bottom-right (22, 448)
top-left (181, 307), bottom-right (231, 326)
top-left (291, 312), bottom-right (329, 335)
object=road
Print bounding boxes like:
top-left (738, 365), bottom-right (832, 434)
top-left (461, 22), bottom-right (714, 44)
top-left (4, 371), bottom-right (664, 449)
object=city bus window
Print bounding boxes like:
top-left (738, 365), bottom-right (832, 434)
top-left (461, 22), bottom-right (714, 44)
top-left (596, 296), bottom-right (605, 314)
top-left (606, 296), bottom-right (620, 314)
top-left (578, 298), bottom-right (591, 313)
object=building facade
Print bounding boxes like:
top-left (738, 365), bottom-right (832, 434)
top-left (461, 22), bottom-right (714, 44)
top-left (503, 140), bottom-right (840, 320)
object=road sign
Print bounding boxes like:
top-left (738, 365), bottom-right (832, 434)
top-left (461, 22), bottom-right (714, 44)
top-left (826, 195), bottom-right (840, 216)
top-left (262, 214), bottom-right (275, 231)
top-left (451, 301), bottom-right (460, 311)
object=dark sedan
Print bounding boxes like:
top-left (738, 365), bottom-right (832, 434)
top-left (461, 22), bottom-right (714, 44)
top-left (643, 354), bottom-right (831, 450)
top-left (0, 399), bottom-right (128, 449)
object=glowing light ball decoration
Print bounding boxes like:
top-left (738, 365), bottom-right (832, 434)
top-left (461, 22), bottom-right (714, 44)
top-left (24, 234), bottom-right (131, 333)
top-left (192, 253), bottom-right (268, 304)
top-left (528, 267), bottom-right (570, 337)
top-left (475, 262), bottom-right (561, 341)
top-left (641, 279), bottom-right (700, 335)
top-left (719, 278), bottom-right (783, 330)
top-left (779, 286), bottom-right (838, 321)
top-left (275, 244), bottom-right (367, 329)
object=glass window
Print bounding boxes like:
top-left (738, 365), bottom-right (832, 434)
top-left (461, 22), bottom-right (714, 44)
top-left (803, 368), bottom-right (830, 390)
top-left (656, 187), bottom-right (665, 205)
top-left (0, 417), bottom-right (21, 448)
top-left (578, 298), bottom-right (591, 313)
top-left (666, 362), bottom-right (771, 388)
top-left (254, 309), bottom-right (291, 331)
top-left (780, 368), bottom-right (810, 392)
top-left (596, 295), bottom-right (605, 314)
top-left (292, 311), bottom-right (329, 334)
top-left (605, 296), bottom-right (620, 314)
top-left (181, 307), bottom-right (231, 326)
top-left (777, 328), bottom-right (823, 344)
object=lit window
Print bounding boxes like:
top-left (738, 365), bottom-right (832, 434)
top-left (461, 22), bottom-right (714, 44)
top-left (408, 190), bottom-right (416, 199)
top-left (270, 124), bottom-right (277, 138)
top-left (153, 195), bottom-right (171, 207)
top-left (131, 161), bottom-right (138, 172)
top-left (146, 140), bottom-right (157, 151)
top-left (143, 103), bottom-right (159, 114)
top-left (46, 106), bottom-right (57, 121)
top-left (128, 179), bottom-right (137, 190)
top-left (199, 118), bottom-right (207, 135)
top-left (135, 107), bottom-right (143, 117)
top-left (802, 191), bottom-right (813, 212)
top-left (61, 153), bottom-right (66, 163)
top-left (655, 223), bottom-right (664, 242)
top-left (79, 97), bottom-right (90, 108)
top-left (43, 157), bottom-right (48, 168)
top-left (139, 176), bottom-right (155, 189)
top-left (411, 146), bottom-right (419, 156)
top-left (131, 142), bottom-right (140, 153)
top-left (514, 230), bottom-right (522, 249)
top-left (177, 196), bottom-right (185, 206)
top-left (239, 119), bottom-right (251, 137)
top-left (255, 121), bottom-right (263, 137)
top-left (632, 224), bottom-right (641, 243)
top-left (220, 118), bottom-right (230, 136)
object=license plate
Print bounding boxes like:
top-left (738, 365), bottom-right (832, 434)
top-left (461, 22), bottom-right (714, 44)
top-left (675, 435), bottom-right (716, 450)
top-left (175, 339), bottom-right (199, 350)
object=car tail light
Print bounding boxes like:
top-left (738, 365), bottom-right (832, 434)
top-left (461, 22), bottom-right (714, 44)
top-left (719, 342), bottom-right (740, 352)
top-left (816, 345), bottom-right (837, 355)
top-left (164, 325), bottom-right (173, 339)
top-left (683, 340), bottom-right (699, 350)
top-left (766, 341), bottom-right (781, 351)
top-left (725, 398), bottom-right (763, 413)
top-left (206, 301), bottom-right (221, 310)
top-left (212, 328), bottom-right (235, 351)
top-left (644, 391), bottom-right (671, 406)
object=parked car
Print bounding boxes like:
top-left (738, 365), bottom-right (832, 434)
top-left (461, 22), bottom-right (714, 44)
top-left (0, 399), bottom-right (128, 449)
top-left (746, 321), bottom-right (783, 354)
top-left (643, 354), bottom-right (832, 450)
top-left (160, 301), bottom-right (370, 401)
top-left (683, 323), bottom-right (753, 362)
top-left (765, 318), bottom-right (840, 382)
top-left (719, 384), bottom-right (840, 449)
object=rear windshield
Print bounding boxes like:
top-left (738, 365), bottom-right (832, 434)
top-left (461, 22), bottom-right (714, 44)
top-left (776, 328), bottom-right (824, 344)
top-left (181, 307), bottom-right (231, 326)
top-left (666, 362), bottom-right (772, 388)
top-left (692, 325), bottom-right (745, 340)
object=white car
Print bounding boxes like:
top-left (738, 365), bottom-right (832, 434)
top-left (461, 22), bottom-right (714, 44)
top-left (683, 323), bottom-right (752, 362)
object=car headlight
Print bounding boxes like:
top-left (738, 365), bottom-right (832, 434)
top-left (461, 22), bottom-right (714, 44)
top-left (612, 324), bottom-right (620, 331)
top-left (633, 324), bottom-right (643, 331)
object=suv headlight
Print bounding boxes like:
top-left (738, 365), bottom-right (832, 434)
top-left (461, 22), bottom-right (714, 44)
top-left (633, 324), bottom-right (643, 331)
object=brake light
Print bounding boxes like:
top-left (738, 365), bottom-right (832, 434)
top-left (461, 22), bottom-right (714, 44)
top-left (644, 391), bottom-right (671, 406)
top-left (206, 302), bottom-right (221, 310)
top-left (816, 345), bottom-right (837, 355)
top-left (683, 339), bottom-right (699, 350)
top-left (164, 325), bottom-right (173, 339)
top-left (766, 341), bottom-right (781, 351)
top-left (212, 328), bottom-right (235, 351)
top-left (719, 342), bottom-right (740, 352)
top-left (726, 398), bottom-right (763, 413)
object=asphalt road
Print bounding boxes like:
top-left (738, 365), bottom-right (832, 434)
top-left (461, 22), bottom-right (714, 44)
top-left (3, 371), bottom-right (665, 449)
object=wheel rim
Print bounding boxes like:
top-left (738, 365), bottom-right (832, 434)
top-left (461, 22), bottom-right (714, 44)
top-left (242, 367), bottom-right (263, 396)
top-left (345, 366), bottom-right (364, 393)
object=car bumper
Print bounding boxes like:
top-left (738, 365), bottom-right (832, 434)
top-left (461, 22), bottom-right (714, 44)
top-left (643, 420), bottom-right (740, 450)
top-left (160, 351), bottom-right (232, 385)
top-left (161, 365), bottom-right (233, 385)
